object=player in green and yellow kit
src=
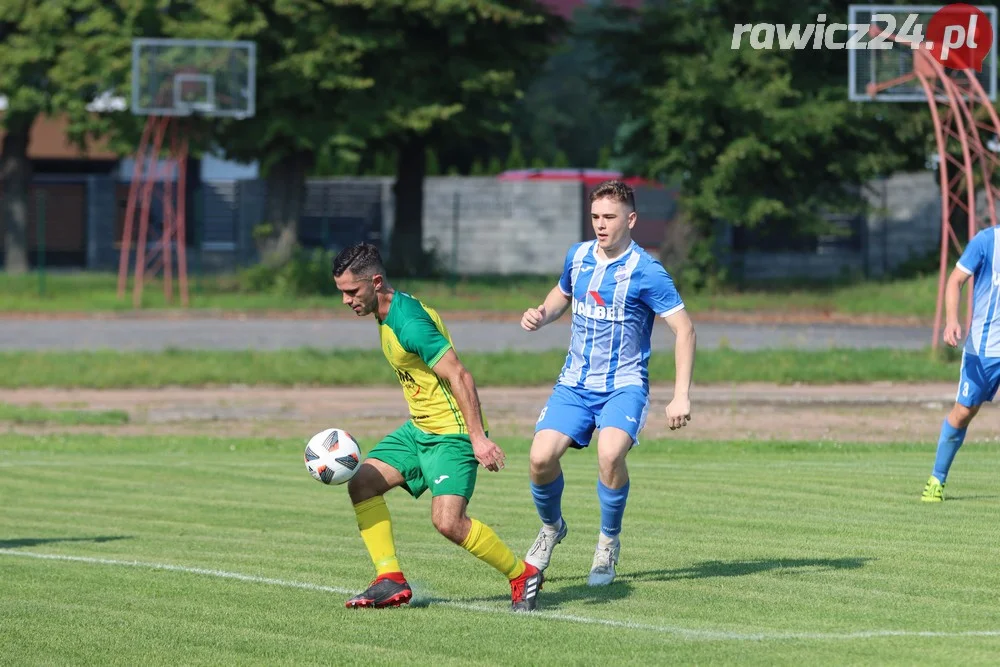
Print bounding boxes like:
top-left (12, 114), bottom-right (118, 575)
top-left (332, 243), bottom-right (542, 612)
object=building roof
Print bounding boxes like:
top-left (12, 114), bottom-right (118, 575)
top-left (0, 113), bottom-right (119, 161)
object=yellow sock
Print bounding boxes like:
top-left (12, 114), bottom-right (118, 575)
top-left (354, 496), bottom-right (401, 576)
top-left (460, 518), bottom-right (526, 580)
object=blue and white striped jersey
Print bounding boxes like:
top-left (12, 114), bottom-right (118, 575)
top-left (957, 226), bottom-right (1000, 358)
top-left (556, 240), bottom-right (684, 393)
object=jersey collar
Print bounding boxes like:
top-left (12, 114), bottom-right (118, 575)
top-left (592, 239), bottom-right (636, 265)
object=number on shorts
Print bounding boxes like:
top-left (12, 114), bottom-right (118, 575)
top-left (537, 406), bottom-right (548, 423)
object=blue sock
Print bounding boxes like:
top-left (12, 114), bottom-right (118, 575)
top-left (933, 419), bottom-right (968, 483)
top-left (530, 473), bottom-right (564, 526)
top-left (597, 479), bottom-right (630, 538)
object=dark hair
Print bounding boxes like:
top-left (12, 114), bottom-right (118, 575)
top-left (332, 243), bottom-right (385, 277)
top-left (590, 180), bottom-right (636, 212)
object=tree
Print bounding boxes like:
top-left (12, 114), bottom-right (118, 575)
top-left (509, 4), bottom-right (624, 168)
top-left (165, 0), bottom-right (374, 267)
top-left (0, 1), bottom-right (148, 274)
top-left (506, 137), bottom-right (527, 170)
top-left (342, 0), bottom-right (563, 275)
top-left (591, 1), bottom-right (930, 285)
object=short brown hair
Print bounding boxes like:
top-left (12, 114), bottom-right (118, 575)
top-left (590, 180), bottom-right (635, 212)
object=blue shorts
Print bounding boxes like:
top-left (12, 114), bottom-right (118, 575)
top-left (957, 352), bottom-right (1000, 407)
top-left (535, 383), bottom-right (650, 449)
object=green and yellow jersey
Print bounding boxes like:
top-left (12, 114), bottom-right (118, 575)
top-left (378, 291), bottom-right (488, 436)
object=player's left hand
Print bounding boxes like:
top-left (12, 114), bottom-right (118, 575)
top-left (665, 396), bottom-right (691, 430)
top-left (471, 436), bottom-right (506, 472)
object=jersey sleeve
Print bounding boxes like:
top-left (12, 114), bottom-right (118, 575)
top-left (639, 260), bottom-right (685, 317)
top-left (558, 245), bottom-right (576, 296)
top-left (396, 314), bottom-right (452, 368)
top-left (957, 230), bottom-right (990, 275)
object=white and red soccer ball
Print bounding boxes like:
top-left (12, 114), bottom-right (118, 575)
top-left (304, 428), bottom-right (361, 485)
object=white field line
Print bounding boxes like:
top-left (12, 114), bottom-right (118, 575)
top-left (4, 549), bottom-right (1000, 642)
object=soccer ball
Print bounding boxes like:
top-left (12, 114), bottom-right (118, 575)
top-left (304, 428), bottom-right (362, 485)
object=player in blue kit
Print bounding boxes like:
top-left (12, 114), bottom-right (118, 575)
top-left (519, 180), bottom-right (697, 585)
top-left (922, 226), bottom-right (1000, 502)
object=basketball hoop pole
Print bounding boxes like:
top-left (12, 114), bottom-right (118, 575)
top-left (864, 20), bottom-right (1000, 351)
top-left (117, 117), bottom-right (153, 300)
top-left (117, 115), bottom-right (189, 307)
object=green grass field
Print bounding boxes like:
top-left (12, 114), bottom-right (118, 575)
top-left (0, 347), bottom-right (963, 388)
top-left (0, 271), bottom-right (944, 320)
top-left (3, 433), bottom-right (1000, 665)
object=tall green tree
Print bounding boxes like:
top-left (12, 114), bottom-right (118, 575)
top-left (342, 0), bottom-right (562, 275)
top-left (0, 1), bottom-right (151, 274)
top-left (510, 4), bottom-right (622, 168)
top-left (592, 1), bottom-right (930, 285)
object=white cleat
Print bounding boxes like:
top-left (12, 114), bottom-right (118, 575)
top-left (587, 538), bottom-right (620, 586)
top-left (524, 520), bottom-right (568, 572)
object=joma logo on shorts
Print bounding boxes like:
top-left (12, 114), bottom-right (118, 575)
top-left (992, 272), bottom-right (1000, 287)
top-left (572, 299), bottom-right (625, 322)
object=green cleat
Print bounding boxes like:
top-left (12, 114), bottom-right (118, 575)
top-left (921, 475), bottom-right (945, 502)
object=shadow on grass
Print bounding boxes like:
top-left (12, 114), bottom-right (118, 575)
top-left (405, 557), bottom-right (875, 611)
top-left (422, 577), bottom-right (634, 611)
top-left (619, 557), bottom-right (874, 583)
top-left (0, 535), bottom-right (132, 549)
top-left (538, 578), bottom-right (633, 609)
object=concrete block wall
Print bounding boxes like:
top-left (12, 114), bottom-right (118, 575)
top-left (862, 171), bottom-right (941, 277)
top-left (735, 171), bottom-right (942, 281)
top-left (422, 177), bottom-right (583, 275)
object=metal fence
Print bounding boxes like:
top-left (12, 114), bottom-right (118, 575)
top-left (0, 171), bottom-right (944, 280)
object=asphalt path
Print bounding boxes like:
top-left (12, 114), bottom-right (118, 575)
top-left (0, 317), bottom-right (934, 352)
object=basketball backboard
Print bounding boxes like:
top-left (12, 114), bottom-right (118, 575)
top-left (848, 4), bottom-right (998, 101)
top-left (131, 38), bottom-right (256, 118)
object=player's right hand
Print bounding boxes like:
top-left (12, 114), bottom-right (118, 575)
top-left (943, 321), bottom-right (963, 347)
top-left (471, 436), bottom-right (506, 472)
top-left (521, 305), bottom-right (547, 332)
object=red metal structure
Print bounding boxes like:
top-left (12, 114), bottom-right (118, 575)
top-left (116, 115), bottom-right (190, 307)
top-left (866, 25), bottom-right (1000, 350)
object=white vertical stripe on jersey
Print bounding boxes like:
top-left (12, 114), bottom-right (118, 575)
top-left (613, 250), bottom-right (646, 389)
top-left (581, 257), bottom-right (610, 387)
top-left (601, 248), bottom-right (641, 391)
top-left (986, 232), bottom-right (1000, 355)
top-left (973, 233), bottom-right (998, 355)
top-left (563, 242), bottom-right (598, 386)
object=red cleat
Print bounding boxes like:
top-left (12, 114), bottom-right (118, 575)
top-left (510, 562), bottom-right (543, 612)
